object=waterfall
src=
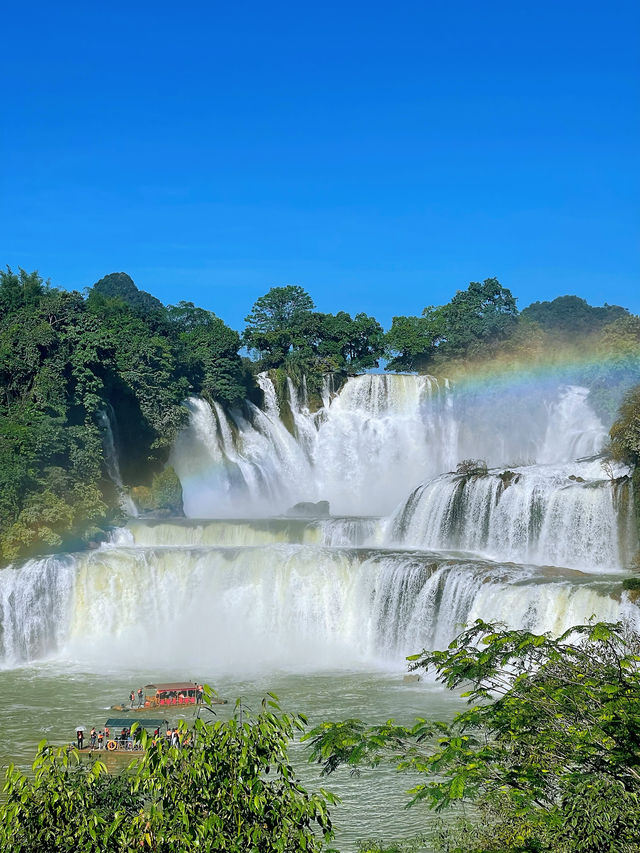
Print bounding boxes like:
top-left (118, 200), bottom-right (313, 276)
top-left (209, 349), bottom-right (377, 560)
top-left (389, 459), bottom-right (635, 571)
top-left (125, 517), bottom-right (383, 548)
top-left (0, 541), bottom-right (626, 669)
top-left (0, 555), bottom-right (76, 665)
top-left (1, 370), bottom-right (636, 674)
top-left (171, 376), bottom-right (611, 518)
top-left (97, 409), bottom-right (138, 516)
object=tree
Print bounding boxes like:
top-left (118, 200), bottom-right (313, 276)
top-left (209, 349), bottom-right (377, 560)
top-left (521, 296), bottom-right (628, 337)
top-left (307, 620), bottom-right (640, 853)
top-left (384, 279), bottom-right (518, 371)
top-left (318, 311), bottom-right (385, 372)
top-left (244, 285), bottom-right (315, 333)
top-left (0, 267), bottom-right (46, 316)
top-left (611, 386), bottom-right (640, 465)
top-left (0, 694), bottom-right (336, 852)
top-left (243, 285), bottom-right (316, 368)
top-left (434, 278), bottom-right (519, 359)
top-left (385, 313), bottom-right (443, 372)
top-left (168, 301), bottom-right (249, 406)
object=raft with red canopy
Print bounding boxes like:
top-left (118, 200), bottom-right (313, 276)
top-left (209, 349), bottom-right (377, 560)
top-left (143, 682), bottom-right (203, 707)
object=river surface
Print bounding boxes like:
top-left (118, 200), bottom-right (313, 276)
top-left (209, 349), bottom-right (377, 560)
top-left (0, 662), bottom-right (461, 851)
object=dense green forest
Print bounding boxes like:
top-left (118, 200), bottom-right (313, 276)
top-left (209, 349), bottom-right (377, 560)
top-left (1, 266), bottom-right (639, 566)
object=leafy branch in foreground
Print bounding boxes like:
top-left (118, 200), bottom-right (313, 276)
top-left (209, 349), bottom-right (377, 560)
top-left (306, 620), bottom-right (640, 853)
top-left (0, 693), bottom-right (337, 852)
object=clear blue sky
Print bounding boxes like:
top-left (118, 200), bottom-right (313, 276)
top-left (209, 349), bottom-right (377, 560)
top-left (2, 0), bottom-right (638, 330)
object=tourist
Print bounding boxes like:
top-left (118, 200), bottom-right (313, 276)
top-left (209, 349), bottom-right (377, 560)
top-left (196, 685), bottom-right (203, 704)
top-left (90, 727), bottom-right (97, 749)
top-left (171, 728), bottom-right (180, 748)
top-left (76, 727), bottom-right (84, 750)
top-left (97, 730), bottom-right (104, 749)
top-left (137, 687), bottom-right (144, 707)
top-left (104, 725), bottom-right (110, 744)
top-left (120, 727), bottom-right (127, 747)
top-left (129, 690), bottom-right (135, 709)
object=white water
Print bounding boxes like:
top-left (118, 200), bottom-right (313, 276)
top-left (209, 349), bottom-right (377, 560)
top-left (171, 376), bottom-right (608, 518)
top-left (389, 460), bottom-right (635, 572)
top-left (97, 409), bottom-right (138, 516)
top-left (0, 372), bottom-right (636, 674)
top-left (0, 541), bottom-right (628, 671)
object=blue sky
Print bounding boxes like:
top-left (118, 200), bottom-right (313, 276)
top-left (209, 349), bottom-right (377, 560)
top-left (2, 0), bottom-right (638, 330)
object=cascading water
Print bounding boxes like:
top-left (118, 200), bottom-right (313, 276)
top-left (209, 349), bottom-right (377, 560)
top-left (389, 459), bottom-right (635, 571)
top-left (97, 409), bottom-right (138, 517)
top-left (0, 541), bottom-right (629, 670)
top-left (171, 376), bottom-right (612, 518)
top-left (0, 370), bottom-right (637, 671)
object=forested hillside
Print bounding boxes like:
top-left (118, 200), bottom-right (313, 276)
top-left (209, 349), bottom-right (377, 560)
top-left (0, 269), bottom-right (248, 563)
top-left (1, 266), bottom-right (639, 566)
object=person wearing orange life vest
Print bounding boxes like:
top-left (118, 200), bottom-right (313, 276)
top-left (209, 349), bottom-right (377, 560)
top-left (137, 687), bottom-right (144, 707)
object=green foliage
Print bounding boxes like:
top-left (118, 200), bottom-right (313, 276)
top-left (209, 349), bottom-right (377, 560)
top-left (167, 301), bottom-right (248, 406)
top-left (385, 314), bottom-right (441, 372)
top-left (317, 311), bottom-right (385, 373)
top-left (0, 694), bottom-right (336, 852)
top-left (385, 278), bottom-right (518, 370)
top-left (610, 385), bottom-right (640, 467)
top-left (0, 267), bottom-right (251, 564)
top-left (90, 272), bottom-right (164, 319)
top-left (434, 277), bottom-right (519, 359)
top-left (244, 285), bottom-right (317, 369)
top-left (521, 296), bottom-right (628, 336)
top-left (244, 285), bottom-right (385, 374)
top-left (307, 620), bottom-right (640, 852)
top-left (131, 466), bottom-right (184, 516)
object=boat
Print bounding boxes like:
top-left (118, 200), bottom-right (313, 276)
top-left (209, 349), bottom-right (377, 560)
top-left (143, 682), bottom-right (203, 708)
top-left (72, 717), bottom-right (168, 757)
top-left (111, 682), bottom-right (227, 712)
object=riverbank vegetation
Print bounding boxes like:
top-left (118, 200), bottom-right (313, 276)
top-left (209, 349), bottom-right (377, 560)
top-left (0, 695), bottom-right (335, 852)
top-left (1, 264), bottom-right (639, 566)
top-left (308, 620), bottom-right (640, 853)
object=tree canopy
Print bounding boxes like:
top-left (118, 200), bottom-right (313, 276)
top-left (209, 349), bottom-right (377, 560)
top-left (521, 295), bottom-right (628, 336)
top-left (0, 268), bottom-right (248, 563)
top-left (386, 278), bottom-right (519, 371)
top-left (243, 285), bottom-right (385, 373)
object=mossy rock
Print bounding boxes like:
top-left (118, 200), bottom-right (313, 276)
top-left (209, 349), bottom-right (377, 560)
top-left (132, 466), bottom-right (184, 517)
